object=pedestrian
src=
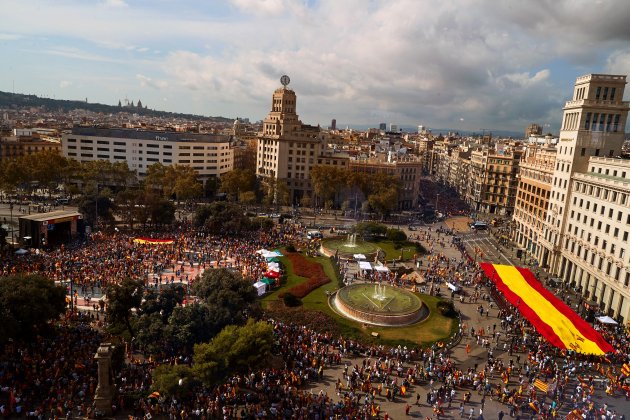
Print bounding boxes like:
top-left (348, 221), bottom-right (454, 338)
top-left (405, 404), bottom-right (410, 415)
top-left (468, 407), bottom-right (474, 419)
top-left (498, 410), bottom-right (504, 420)
top-left (459, 402), bottom-right (464, 417)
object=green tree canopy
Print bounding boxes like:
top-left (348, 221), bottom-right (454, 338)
top-left (0, 274), bottom-right (66, 342)
top-left (192, 319), bottom-right (273, 386)
top-left (191, 268), bottom-right (258, 326)
top-left (219, 169), bottom-right (257, 201)
top-left (194, 202), bottom-right (252, 235)
top-left (106, 278), bottom-right (144, 337)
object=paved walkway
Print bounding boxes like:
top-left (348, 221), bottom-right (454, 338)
top-left (309, 216), bottom-right (630, 419)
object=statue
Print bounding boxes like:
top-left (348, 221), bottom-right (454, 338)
top-left (94, 343), bottom-right (115, 416)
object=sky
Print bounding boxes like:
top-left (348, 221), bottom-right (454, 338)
top-left (1, 0), bottom-right (630, 134)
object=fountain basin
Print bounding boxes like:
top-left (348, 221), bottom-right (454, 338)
top-left (330, 283), bottom-right (428, 326)
top-left (320, 236), bottom-right (379, 259)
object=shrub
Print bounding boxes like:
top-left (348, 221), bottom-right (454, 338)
top-left (386, 228), bottom-right (407, 243)
top-left (279, 253), bottom-right (331, 299)
top-left (283, 292), bottom-right (302, 307)
top-left (436, 300), bottom-right (457, 317)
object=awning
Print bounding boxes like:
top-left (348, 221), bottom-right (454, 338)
top-left (358, 261), bottom-right (372, 270)
top-left (596, 315), bottom-right (618, 325)
top-left (261, 277), bottom-right (275, 286)
top-left (447, 282), bottom-right (461, 292)
top-left (374, 265), bottom-right (390, 273)
top-left (353, 254), bottom-right (367, 260)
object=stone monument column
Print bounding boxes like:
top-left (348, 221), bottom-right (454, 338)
top-left (94, 343), bottom-right (114, 416)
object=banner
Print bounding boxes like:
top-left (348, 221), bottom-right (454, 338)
top-left (480, 263), bottom-right (613, 355)
top-left (133, 237), bottom-right (175, 245)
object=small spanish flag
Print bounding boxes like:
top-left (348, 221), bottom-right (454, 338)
top-left (148, 391), bottom-right (160, 399)
top-left (621, 363), bottom-right (630, 377)
top-left (133, 237), bottom-right (174, 245)
top-left (533, 379), bottom-right (548, 393)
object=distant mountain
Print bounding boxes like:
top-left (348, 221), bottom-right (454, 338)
top-left (0, 90), bottom-right (233, 123)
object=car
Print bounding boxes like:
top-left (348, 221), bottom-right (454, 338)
top-left (470, 221), bottom-right (488, 230)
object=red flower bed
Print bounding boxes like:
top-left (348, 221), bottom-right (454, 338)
top-left (280, 253), bottom-right (331, 299)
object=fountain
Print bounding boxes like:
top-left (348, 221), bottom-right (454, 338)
top-left (373, 283), bottom-right (386, 301)
top-left (320, 233), bottom-right (379, 259)
top-left (330, 283), bottom-right (428, 326)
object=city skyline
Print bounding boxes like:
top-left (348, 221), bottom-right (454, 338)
top-left (1, 0), bottom-right (630, 133)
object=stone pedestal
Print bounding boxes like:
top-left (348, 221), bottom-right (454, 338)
top-left (93, 343), bottom-right (114, 416)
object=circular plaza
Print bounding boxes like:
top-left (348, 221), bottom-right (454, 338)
top-left (330, 283), bottom-right (428, 326)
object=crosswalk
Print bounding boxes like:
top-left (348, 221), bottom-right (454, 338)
top-left (458, 232), bottom-right (518, 266)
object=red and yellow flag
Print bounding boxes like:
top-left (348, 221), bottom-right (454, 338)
top-left (480, 263), bottom-right (613, 355)
top-left (133, 237), bottom-right (174, 245)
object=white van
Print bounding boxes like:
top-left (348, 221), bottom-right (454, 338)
top-left (307, 230), bottom-right (323, 239)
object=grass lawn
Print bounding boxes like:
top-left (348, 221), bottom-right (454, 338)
top-left (371, 240), bottom-right (424, 261)
top-left (262, 251), bottom-right (456, 348)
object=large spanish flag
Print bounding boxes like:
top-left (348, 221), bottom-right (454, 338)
top-left (133, 237), bottom-right (175, 245)
top-left (480, 263), bottom-right (613, 355)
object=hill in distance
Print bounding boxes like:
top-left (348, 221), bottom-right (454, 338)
top-left (0, 90), bottom-right (233, 123)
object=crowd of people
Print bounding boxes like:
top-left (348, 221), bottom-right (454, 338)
top-left (2, 215), bottom-right (630, 419)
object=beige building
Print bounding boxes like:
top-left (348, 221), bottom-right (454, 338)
top-left (466, 146), bottom-right (521, 215)
top-left (542, 74), bottom-right (628, 274)
top-left (561, 157), bottom-right (630, 321)
top-left (348, 155), bottom-right (422, 210)
top-left (0, 135), bottom-right (61, 160)
top-left (256, 79), bottom-right (343, 203)
top-left (512, 142), bottom-right (556, 261)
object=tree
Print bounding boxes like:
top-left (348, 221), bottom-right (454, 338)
top-left (192, 319), bottom-right (273, 386)
top-left (106, 278), bottom-right (144, 337)
top-left (164, 304), bottom-right (220, 353)
top-left (310, 165), bottom-right (347, 208)
top-left (191, 268), bottom-right (258, 326)
top-left (386, 228), bottom-right (407, 243)
top-left (354, 221), bottom-right (387, 240)
top-left (151, 364), bottom-right (196, 397)
top-left (219, 169), bottom-right (256, 201)
top-left (149, 196), bottom-right (176, 226)
top-left (0, 226), bottom-right (7, 250)
top-left (239, 190), bottom-right (256, 207)
top-left (196, 202), bottom-right (251, 235)
top-left (368, 186), bottom-right (399, 219)
top-left (0, 274), bottom-right (66, 342)
top-left (170, 165), bottom-right (203, 201)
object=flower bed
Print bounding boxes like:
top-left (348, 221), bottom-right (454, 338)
top-left (280, 253), bottom-right (331, 299)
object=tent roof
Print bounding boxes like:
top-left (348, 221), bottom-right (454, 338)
top-left (596, 315), bottom-right (618, 325)
top-left (358, 261), bottom-right (372, 270)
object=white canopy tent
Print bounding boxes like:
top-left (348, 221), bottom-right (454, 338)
top-left (374, 265), bottom-right (390, 273)
top-left (358, 261), bottom-right (372, 270)
top-left (596, 315), bottom-right (618, 325)
top-left (253, 281), bottom-right (267, 296)
top-left (353, 254), bottom-right (367, 260)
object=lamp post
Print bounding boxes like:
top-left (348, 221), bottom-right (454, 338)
top-left (9, 202), bottom-right (14, 245)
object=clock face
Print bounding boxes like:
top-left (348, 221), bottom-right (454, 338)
top-left (280, 75), bottom-right (290, 86)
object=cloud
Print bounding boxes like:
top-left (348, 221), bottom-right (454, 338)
top-left (59, 80), bottom-right (72, 88)
top-left (3, 0), bottom-right (630, 131)
top-left (136, 74), bottom-right (168, 89)
top-left (103, 0), bottom-right (128, 8)
top-left (42, 46), bottom-right (120, 63)
top-left (0, 33), bottom-right (21, 41)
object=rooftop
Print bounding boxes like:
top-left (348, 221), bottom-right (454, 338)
top-left (69, 126), bottom-right (231, 143)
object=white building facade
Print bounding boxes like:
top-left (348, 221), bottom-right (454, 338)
top-left (62, 127), bottom-right (233, 183)
top-left (560, 157), bottom-right (630, 321)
